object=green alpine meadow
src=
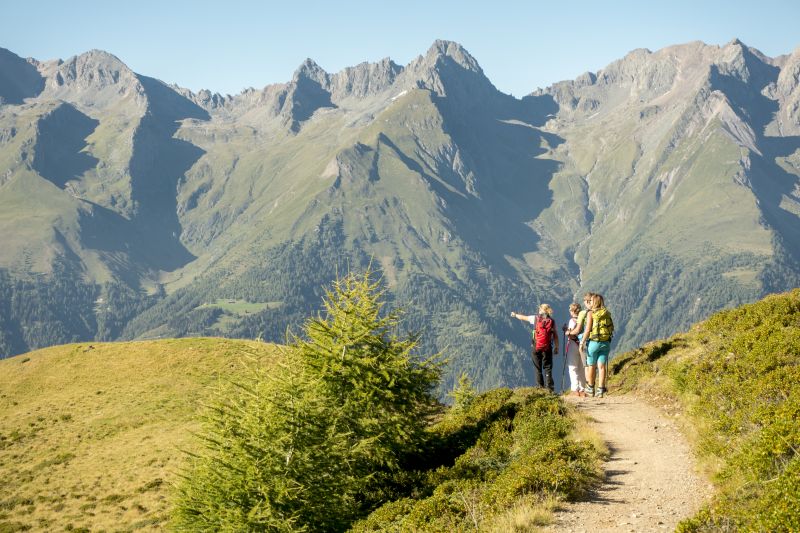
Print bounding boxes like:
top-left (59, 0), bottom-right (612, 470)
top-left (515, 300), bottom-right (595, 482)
top-left (1, 39), bottom-right (799, 395)
top-left (1, 278), bottom-right (797, 531)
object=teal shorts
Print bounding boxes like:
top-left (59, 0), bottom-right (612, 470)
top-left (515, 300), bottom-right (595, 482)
top-left (586, 340), bottom-right (610, 366)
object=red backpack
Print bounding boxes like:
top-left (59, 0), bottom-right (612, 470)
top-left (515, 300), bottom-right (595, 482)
top-left (533, 315), bottom-right (554, 351)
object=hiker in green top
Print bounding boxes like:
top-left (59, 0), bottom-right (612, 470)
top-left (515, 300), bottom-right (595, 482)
top-left (580, 293), bottom-right (614, 398)
top-left (511, 304), bottom-right (559, 392)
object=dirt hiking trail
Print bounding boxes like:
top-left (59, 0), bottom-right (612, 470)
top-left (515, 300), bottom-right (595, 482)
top-left (546, 394), bottom-right (711, 532)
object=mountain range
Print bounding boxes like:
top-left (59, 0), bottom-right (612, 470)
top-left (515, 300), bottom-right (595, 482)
top-left (1, 39), bottom-right (798, 392)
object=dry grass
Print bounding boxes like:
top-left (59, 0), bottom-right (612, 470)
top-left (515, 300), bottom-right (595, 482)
top-left (0, 338), bottom-right (280, 531)
top-left (482, 494), bottom-right (559, 532)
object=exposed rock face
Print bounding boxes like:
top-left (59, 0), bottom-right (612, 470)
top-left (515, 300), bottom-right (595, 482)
top-left (329, 58), bottom-right (402, 98)
top-left (772, 47), bottom-right (800, 134)
top-left (38, 49), bottom-right (147, 113)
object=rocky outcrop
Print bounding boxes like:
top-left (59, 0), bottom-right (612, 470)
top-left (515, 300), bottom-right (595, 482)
top-left (37, 49), bottom-right (147, 114)
top-left (329, 58), bottom-right (402, 99)
top-left (278, 59), bottom-right (336, 132)
top-left (772, 47), bottom-right (800, 134)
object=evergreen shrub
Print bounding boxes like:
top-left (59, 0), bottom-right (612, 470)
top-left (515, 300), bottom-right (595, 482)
top-left (171, 270), bottom-right (441, 531)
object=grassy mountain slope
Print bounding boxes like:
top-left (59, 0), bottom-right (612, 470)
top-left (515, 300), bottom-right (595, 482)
top-left (0, 40), bottom-right (798, 398)
top-left (540, 41), bottom-right (800, 350)
top-left (0, 338), bottom-right (280, 531)
top-left (115, 62), bottom-right (566, 394)
top-left (610, 288), bottom-right (800, 531)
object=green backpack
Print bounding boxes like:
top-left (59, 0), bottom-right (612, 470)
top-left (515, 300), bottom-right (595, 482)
top-left (590, 307), bottom-right (614, 342)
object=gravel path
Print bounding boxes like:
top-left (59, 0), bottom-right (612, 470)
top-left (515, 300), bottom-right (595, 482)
top-left (546, 394), bottom-right (711, 532)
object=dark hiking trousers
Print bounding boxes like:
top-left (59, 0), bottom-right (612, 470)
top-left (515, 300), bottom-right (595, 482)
top-left (531, 347), bottom-right (554, 391)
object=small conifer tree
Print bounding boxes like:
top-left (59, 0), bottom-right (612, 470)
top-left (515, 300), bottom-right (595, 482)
top-left (171, 269), bottom-right (440, 531)
top-left (448, 373), bottom-right (477, 412)
top-left (293, 271), bottom-right (441, 470)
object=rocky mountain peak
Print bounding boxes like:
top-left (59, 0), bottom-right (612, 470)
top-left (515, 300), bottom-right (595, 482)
top-left (25, 48), bottom-right (147, 114)
top-left (280, 58), bottom-right (335, 132)
top-left (402, 40), bottom-right (495, 101)
top-left (44, 48), bottom-right (139, 94)
top-left (714, 39), bottom-right (775, 84)
top-left (292, 58), bottom-right (329, 86)
top-left (72, 49), bottom-right (131, 76)
top-left (79, 49), bottom-right (128, 68)
top-left (423, 40), bottom-right (483, 74)
top-left (595, 48), bottom-right (654, 85)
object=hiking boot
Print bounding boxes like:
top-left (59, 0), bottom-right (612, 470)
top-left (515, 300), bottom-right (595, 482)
top-left (596, 387), bottom-right (606, 398)
top-left (586, 384), bottom-right (594, 397)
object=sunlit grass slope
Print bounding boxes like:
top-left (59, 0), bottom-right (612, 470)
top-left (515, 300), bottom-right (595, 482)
top-left (0, 338), bottom-right (280, 532)
top-left (611, 288), bottom-right (800, 532)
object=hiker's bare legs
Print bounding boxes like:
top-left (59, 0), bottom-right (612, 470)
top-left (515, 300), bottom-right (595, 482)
top-left (585, 364), bottom-right (596, 387)
top-left (598, 363), bottom-right (606, 389)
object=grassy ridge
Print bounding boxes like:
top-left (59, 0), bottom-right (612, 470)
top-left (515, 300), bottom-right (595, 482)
top-left (0, 338), bottom-right (280, 531)
top-left (0, 337), bottom-right (604, 532)
top-left (611, 289), bottom-right (800, 531)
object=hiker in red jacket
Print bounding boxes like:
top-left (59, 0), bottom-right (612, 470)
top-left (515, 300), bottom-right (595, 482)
top-left (511, 304), bottom-right (559, 392)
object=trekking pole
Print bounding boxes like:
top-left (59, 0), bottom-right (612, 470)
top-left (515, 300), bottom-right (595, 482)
top-left (560, 331), bottom-right (567, 393)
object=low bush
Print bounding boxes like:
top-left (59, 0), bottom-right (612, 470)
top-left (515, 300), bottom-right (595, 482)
top-left (352, 388), bottom-right (602, 531)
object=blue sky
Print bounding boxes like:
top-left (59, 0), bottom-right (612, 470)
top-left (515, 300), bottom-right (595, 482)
top-left (2, 0), bottom-right (799, 98)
